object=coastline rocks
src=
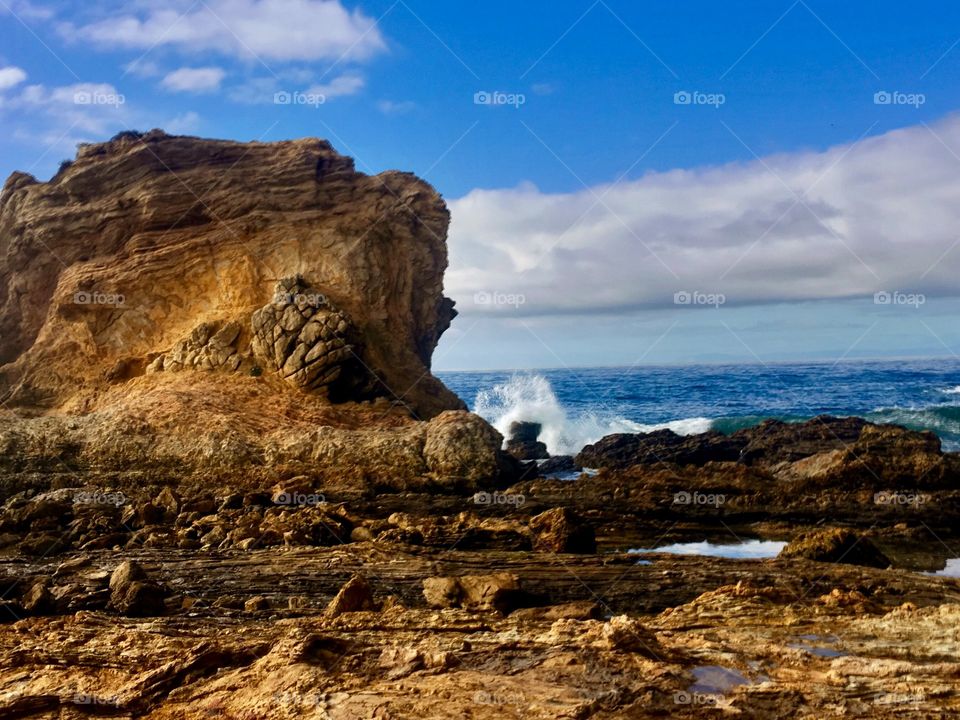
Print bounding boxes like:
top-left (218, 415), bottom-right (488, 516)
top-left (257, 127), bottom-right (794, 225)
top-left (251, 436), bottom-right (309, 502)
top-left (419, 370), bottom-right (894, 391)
top-left (778, 528), bottom-right (891, 568)
top-left (577, 429), bottom-right (746, 469)
top-left (108, 560), bottom-right (167, 616)
top-left (505, 421), bottom-right (549, 460)
top-left (325, 574), bottom-right (376, 617)
top-left (529, 508), bottom-right (596, 553)
top-left (423, 411), bottom-right (511, 486)
top-left (423, 573), bottom-right (530, 614)
top-left (0, 130), bottom-right (463, 418)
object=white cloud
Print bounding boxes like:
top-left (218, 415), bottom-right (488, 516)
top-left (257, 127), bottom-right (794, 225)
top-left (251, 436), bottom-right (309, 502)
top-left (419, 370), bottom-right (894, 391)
top-left (161, 66), bottom-right (226, 93)
top-left (447, 115), bottom-right (960, 317)
top-left (165, 110), bottom-right (201, 134)
top-left (307, 73), bottom-right (364, 99)
top-left (0, 67), bottom-right (27, 91)
top-left (122, 58), bottom-right (162, 78)
top-left (61, 0), bottom-right (387, 62)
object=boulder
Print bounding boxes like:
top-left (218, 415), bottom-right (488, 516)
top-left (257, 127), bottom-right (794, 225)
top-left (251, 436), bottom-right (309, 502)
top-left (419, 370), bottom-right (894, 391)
top-left (325, 574), bottom-right (376, 617)
top-left (529, 508), bottom-right (596, 553)
top-left (108, 560), bottom-right (167, 616)
top-left (505, 421), bottom-right (549, 461)
top-left (778, 528), bottom-right (891, 568)
top-left (422, 573), bottom-right (528, 614)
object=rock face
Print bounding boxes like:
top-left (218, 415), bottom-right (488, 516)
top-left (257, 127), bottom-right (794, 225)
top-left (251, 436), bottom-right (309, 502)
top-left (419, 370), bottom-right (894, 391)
top-left (0, 129), bottom-right (461, 418)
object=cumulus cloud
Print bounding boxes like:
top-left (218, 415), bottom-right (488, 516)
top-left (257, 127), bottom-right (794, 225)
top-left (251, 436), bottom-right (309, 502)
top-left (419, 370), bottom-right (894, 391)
top-left (161, 67), bottom-right (226, 93)
top-left (447, 116), bottom-right (960, 316)
top-left (377, 99), bottom-right (416, 115)
top-left (60, 0), bottom-right (387, 62)
top-left (0, 67), bottom-right (27, 91)
top-left (306, 73), bottom-right (364, 99)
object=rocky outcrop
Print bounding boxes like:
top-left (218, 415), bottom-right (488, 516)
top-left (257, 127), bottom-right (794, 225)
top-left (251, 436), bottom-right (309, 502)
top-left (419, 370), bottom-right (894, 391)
top-left (0, 129), bottom-right (461, 418)
top-left (505, 421), bottom-right (549, 460)
top-left (778, 528), bottom-right (891, 568)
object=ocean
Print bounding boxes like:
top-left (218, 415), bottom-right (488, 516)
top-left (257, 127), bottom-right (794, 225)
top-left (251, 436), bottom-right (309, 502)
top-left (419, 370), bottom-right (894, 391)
top-left (436, 358), bottom-right (960, 456)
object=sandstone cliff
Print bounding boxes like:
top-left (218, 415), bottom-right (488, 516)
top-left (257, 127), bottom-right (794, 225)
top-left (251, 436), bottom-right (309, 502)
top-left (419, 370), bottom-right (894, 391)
top-left (0, 129), bottom-right (461, 418)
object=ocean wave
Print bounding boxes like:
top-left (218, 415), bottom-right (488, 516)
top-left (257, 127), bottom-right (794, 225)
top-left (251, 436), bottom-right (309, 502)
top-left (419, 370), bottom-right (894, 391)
top-left (473, 374), bottom-right (710, 455)
top-left (942, 386), bottom-right (960, 395)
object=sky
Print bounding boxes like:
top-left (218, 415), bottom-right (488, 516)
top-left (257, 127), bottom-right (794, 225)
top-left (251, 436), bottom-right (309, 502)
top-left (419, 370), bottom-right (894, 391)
top-left (2, 0), bottom-right (960, 370)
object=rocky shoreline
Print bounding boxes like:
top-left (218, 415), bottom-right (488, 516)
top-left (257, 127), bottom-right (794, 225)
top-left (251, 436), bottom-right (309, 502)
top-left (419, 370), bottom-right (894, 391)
top-left (2, 133), bottom-right (959, 718)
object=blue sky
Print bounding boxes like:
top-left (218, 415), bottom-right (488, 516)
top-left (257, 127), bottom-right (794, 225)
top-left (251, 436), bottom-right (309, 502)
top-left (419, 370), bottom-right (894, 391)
top-left (2, 0), bottom-right (960, 369)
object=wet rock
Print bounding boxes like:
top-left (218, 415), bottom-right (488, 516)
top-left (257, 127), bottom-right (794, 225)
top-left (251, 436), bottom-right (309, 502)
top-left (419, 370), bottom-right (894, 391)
top-left (506, 421), bottom-right (549, 461)
top-left (539, 455), bottom-right (579, 475)
top-left (529, 508), bottom-right (596, 553)
top-left (778, 528), bottom-right (891, 568)
top-left (577, 429), bottom-right (747, 469)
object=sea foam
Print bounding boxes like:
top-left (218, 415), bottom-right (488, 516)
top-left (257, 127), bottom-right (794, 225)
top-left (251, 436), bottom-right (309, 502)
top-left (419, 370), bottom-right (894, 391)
top-left (473, 373), bottom-right (711, 455)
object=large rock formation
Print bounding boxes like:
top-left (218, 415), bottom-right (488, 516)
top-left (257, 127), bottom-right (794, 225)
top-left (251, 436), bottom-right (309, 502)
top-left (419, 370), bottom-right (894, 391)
top-left (0, 131), bottom-right (520, 490)
top-left (0, 129), bottom-right (461, 418)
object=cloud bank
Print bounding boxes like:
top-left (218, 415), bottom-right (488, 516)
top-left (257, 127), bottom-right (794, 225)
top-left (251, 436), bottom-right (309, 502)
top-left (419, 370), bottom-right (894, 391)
top-left (447, 117), bottom-right (960, 316)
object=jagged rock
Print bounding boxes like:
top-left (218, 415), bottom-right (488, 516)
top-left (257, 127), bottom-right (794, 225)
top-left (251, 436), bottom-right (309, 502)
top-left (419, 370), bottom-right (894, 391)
top-left (505, 421), bottom-right (549, 460)
top-left (539, 455), bottom-right (579, 475)
top-left (778, 528), bottom-right (891, 568)
top-left (0, 132), bottom-right (462, 418)
top-left (325, 574), bottom-right (375, 617)
top-left (529, 507), bottom-right (596, 553)
top-left (600, 615), bottom-right (664, 658)
top-left (577, 428), bottom-right (746, 469)
top-left (423, 573), bottom-right (528, 614)
top-left (251, 277), bottom-right (365, 397)
top-left (108, 560), bottom-right (166, 616)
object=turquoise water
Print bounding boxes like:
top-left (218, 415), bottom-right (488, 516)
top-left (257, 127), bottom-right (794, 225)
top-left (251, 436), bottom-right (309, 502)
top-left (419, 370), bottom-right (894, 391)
top-left (437, 359), bottom-right (960, 455)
